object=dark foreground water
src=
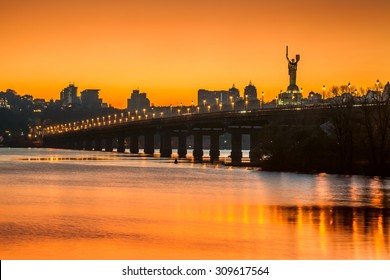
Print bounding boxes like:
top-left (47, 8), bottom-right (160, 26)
top-left (0, 148), bottom-right (389, 259)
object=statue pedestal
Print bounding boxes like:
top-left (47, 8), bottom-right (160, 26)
top-left (278, 89), bottom-right (302, 106)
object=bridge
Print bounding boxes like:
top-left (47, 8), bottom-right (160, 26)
top-left (43, 106), bottom-right (327, 164)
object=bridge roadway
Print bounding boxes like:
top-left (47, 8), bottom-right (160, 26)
top-left (43, 106), bottom-right (327, 164)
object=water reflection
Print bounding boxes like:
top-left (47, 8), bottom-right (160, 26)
top-left (0, 203), bottom-right (388, 259)
top-left (0, 148), bottom-right (389, 259)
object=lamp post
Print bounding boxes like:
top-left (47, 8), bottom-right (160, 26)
top-left (322, 85), bottom-right (326, 100)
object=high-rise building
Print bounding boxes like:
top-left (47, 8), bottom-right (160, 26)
top-left (60, 84), bottom-right (79, 107)
top-left (80, 89), bottom-right (102, 109)
top-left (198, 84), bottom-right (241, 108)
top-left (127, 90), bottom-right (150, 112)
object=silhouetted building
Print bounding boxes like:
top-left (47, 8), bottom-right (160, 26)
top-left (198, 85), bottom-right (241, 109)
top-left (227, 84), bottom-right (241, 104)
top-left (60, 84), bottom-right (80, 107)
top-left (244, 81), bottom-right (258, 101)
top-left (80, 89), bottom-right (102, 109)
top-left (127, 90), bottom-right (150, 112)
top-left (243, 82), bottom-right (260, 109)
top-left (307, 91), bottom-right (322, 103)
top-left (0, 97), bottom-right (10, 109)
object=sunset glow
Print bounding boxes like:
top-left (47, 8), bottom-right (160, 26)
top-left (1, 0), bottom-right (389, 108)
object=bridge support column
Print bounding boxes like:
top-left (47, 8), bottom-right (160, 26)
top-left (85, 138), bottom-right (93, 151)
top-left (144, 132), bottom-right (155, 155)
top-left (249, 132), bottom-right (260, 164)
top-left (193, 134), bottom-right (203, 162)
top-left (94, 138), bottom-right (102, 151)
top-left (230, 132), bottom-right (242, 165)
top-left (62, 138), bottom-right (72, 149)
top-left (105, 138), bottom-right (113, 152)
top-left (209, 133), bottom-right (220, 163)
top-left (117, 136), bottom-right (125, 153)
top-left (74, 138), bottom-right (83, 150)
top-left (56, 140), bottom-right (64, 149)
top-left (56, 141), bottom-right (64, 149)
top-left (160, 133), bottom-right (172, 157)
top-left (178, 135), bottom-right (187, 158)
top-left (130, 135), bottom-right (139, 154)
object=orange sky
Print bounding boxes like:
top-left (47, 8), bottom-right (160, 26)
top-left (1, 0), bottom-right (389, 108)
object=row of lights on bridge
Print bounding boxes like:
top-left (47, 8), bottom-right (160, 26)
top-left (42, 80), bottom-right (386, 135)
top-left (44, 93), bottom-right (268, 135)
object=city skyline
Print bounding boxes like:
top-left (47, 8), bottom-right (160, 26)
top-left (1, 0), bottom-right (390, 108)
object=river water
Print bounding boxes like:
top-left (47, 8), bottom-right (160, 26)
top-left (0, 148), bottom-right (389, 259)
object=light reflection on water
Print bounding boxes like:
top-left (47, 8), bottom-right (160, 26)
top-left (0, 148), bottom-right (389, 259)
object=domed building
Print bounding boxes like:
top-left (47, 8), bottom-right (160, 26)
top-left (244, 81), bottom-right (260, 109)
top-left (244, 81), bottom-right (257, 101)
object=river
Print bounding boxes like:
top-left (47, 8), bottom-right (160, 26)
top-left (0, 148), bottom-right (389, 259)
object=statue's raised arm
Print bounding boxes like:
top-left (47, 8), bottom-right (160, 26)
top-left (286, 45), bottom-right (290, 61)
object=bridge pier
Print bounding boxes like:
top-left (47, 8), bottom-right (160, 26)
top-left (193, 134), bottom-right (203, 162)
top-left (130, 135), bottom-right (139, 154)
top-left (105, 138), bottom-right (113, 152)
top-left (249, 132), bottom-right (260, 164)
top-left (74, 138), bottom-right (83, 150)
top-left (230, 132), bottom-right (242, 165)
top-left (85, 138), bottom-right (93, 151)
top-left (117, 136), bottom-right (126, 153)
top-left (209, 133), bottom-right (220, 163)
top-left (160, 133), bottom-right (172, 157)
top-left (94, 138), bottom-right (102, 151)
top-left (144, 132), bottom-right (155, 155)
top-left (61, 138), bottom-right (71, 149)
top-left (178, 134), bottom-right (187, 158)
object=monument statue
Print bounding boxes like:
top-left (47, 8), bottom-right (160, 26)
top-left (286, 46), bottom-right (300, 92)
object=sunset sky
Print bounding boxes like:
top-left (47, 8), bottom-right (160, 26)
top-left (1, 0), bottom-right (389, 108)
